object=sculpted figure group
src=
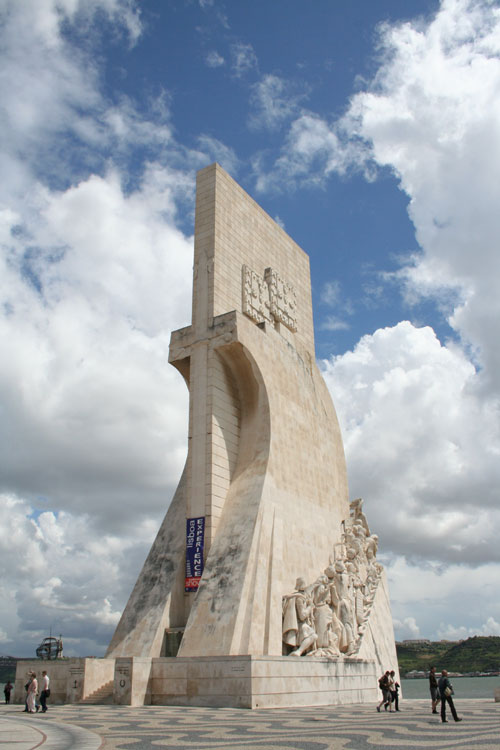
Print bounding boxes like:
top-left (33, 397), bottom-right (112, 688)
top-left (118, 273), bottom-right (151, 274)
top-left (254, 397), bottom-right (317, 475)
top-left (282, 499), bottom-right (383, 658)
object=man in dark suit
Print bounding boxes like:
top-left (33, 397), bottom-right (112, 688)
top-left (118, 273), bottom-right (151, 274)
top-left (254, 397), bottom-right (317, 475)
top-left (438, 669), bottom-right (462, 723)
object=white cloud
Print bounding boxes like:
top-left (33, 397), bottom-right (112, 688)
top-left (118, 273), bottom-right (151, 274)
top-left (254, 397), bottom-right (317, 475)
top-left (0, 167), bottom-right (192, 530)
top-left (320, 316), bottom-right (350, 332)
top-left (256, 0), bottom-right (500, 375)
top-left (0, 0), bottom-right (198, 654)
top-left (255, 113), bottom-right (371, 192)
top-left (322, 321), bottom-right (500, 565)
top-left (1, 3), bottom-right (100, 179)
top-left (0, 494), bottom-right (155, 655)
top-left (0, 0), bottom-right (176, 211)
top-left (231, 41), bottom-right (258, 77)
top-left (2, 0), bottom-right (142, 48)
top-left (301, 0), bottom-right (500, 638)
top-left (437, 617), bottom-right (500, 641)
top-left (249, 74), bottom-right (308, 131)
top-left (321, 281), bottom-right (341, 307)
top-left (318, 281), bottom-right (352, 330)
top-left (384, 556), bottom-right (500, 640)
top-left (196, 135), bottom-right (239, 175)
top-left (205, 50), bottom-right (225, 68)
top-left (393, 617), bottom-right (420, 641)
top-left (340, 0), bottom-right (500, 398)
top-left (323, 319), bottom-right (500, 638)
top-left (271, 114), bottom-right (342, 186)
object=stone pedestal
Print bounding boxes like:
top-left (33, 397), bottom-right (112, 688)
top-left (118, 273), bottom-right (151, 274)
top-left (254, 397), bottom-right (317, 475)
top-left (145, 655), bottom-right (378, 708)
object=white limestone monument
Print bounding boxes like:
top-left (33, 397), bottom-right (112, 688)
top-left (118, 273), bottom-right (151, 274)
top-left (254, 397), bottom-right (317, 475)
top-left (104, 163), bottom-right (399, 707)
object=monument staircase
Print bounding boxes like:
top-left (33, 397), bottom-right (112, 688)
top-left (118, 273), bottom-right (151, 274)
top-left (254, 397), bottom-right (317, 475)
top-left (79, 679), bottom-right (114, 705)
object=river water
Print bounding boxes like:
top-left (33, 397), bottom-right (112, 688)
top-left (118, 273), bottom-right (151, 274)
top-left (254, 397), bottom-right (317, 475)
top-left (401, 675), bottom-right (500, 699)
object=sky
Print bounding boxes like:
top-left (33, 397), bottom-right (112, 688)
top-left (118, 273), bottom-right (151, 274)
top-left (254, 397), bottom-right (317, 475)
top-left (1, 0), bottom-right (500, 657)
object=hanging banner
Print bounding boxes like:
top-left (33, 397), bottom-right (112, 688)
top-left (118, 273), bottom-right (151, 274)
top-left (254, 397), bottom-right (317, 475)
top-left (185, 516), bottom-right (205, 592)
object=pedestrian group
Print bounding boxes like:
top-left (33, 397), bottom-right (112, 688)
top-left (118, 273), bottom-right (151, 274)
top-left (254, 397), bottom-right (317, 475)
top-left (377, 665), bottom-right (463, 723)
top-left (428, 665), bottom-right (462, 723)
top-left (8, 664), bottom-right (464, 723)
top-left (22, 670), bottom-right (51, 713)
top-left (376, 669), bottom-right (400, 712)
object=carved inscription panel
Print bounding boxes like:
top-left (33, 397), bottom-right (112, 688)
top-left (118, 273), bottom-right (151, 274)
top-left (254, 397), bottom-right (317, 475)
top-left (242, 265), bottom-right (272, 325)
top-left (242, 265), bottom-right (297, 332)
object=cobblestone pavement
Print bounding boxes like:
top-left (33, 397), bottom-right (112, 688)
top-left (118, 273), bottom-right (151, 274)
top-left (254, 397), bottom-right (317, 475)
top-left (1, 699), bottom-right (499, 750)
top-left (0, 706), bottom-right (101, 750)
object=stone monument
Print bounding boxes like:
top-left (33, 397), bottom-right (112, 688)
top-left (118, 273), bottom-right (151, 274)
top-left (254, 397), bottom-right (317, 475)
top-left (14, 163), bottom-right (398, 708)
top-left (102, 163), bottom-right (399, 707)
top-left (107, 162), bottom-right (350, 660)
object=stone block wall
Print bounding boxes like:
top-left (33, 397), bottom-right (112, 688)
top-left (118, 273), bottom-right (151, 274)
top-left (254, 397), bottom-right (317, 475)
top-left (13, 657), bottom-right (115, 704)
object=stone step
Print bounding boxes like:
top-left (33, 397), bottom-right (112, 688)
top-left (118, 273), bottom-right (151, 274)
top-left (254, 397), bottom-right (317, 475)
top-left (79, 679), bottom-right (114, 704)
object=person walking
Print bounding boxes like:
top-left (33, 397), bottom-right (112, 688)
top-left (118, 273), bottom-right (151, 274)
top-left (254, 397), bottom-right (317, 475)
top-left (429, 666), bottom-right (439, 713)
top-left (39, 671), bottom-right (50, 713)
top-left (385, 671), bottom-right (395, 711)
top-left (389, 670), bottom-right (400, 711)
top-left (23, 673), bottom-right (32, 712)
top-left (376, 670), bottom-right (392, 712)
top-left (26, 673), bottom-right (38, 713)
top-left (438, 669), bottom-right (462, 723)
top-left (3, 681), bottom-right (13, 704)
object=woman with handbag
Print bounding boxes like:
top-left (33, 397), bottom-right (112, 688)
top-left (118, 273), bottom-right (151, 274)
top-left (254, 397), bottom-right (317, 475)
top-left (26, 673), bottom-right (38, 713)
top-left (438, 669), bottom-right (462, 723)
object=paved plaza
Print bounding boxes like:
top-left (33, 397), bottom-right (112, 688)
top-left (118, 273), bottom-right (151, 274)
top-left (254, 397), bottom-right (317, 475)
top-left (1, 699), bottom-right (499, 750)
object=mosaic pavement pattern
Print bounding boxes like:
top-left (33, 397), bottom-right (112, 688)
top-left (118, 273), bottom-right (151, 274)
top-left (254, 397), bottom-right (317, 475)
top-left (2, 699), bottom-right (498, 750)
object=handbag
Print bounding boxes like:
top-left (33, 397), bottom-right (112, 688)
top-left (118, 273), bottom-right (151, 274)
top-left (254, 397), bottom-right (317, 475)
top-left (444, 685), bottom-right (453, 697)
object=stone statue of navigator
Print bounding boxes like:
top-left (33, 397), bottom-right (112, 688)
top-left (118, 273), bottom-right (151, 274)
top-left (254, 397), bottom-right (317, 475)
top-left (282, 577), bottom-right (317, 656)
